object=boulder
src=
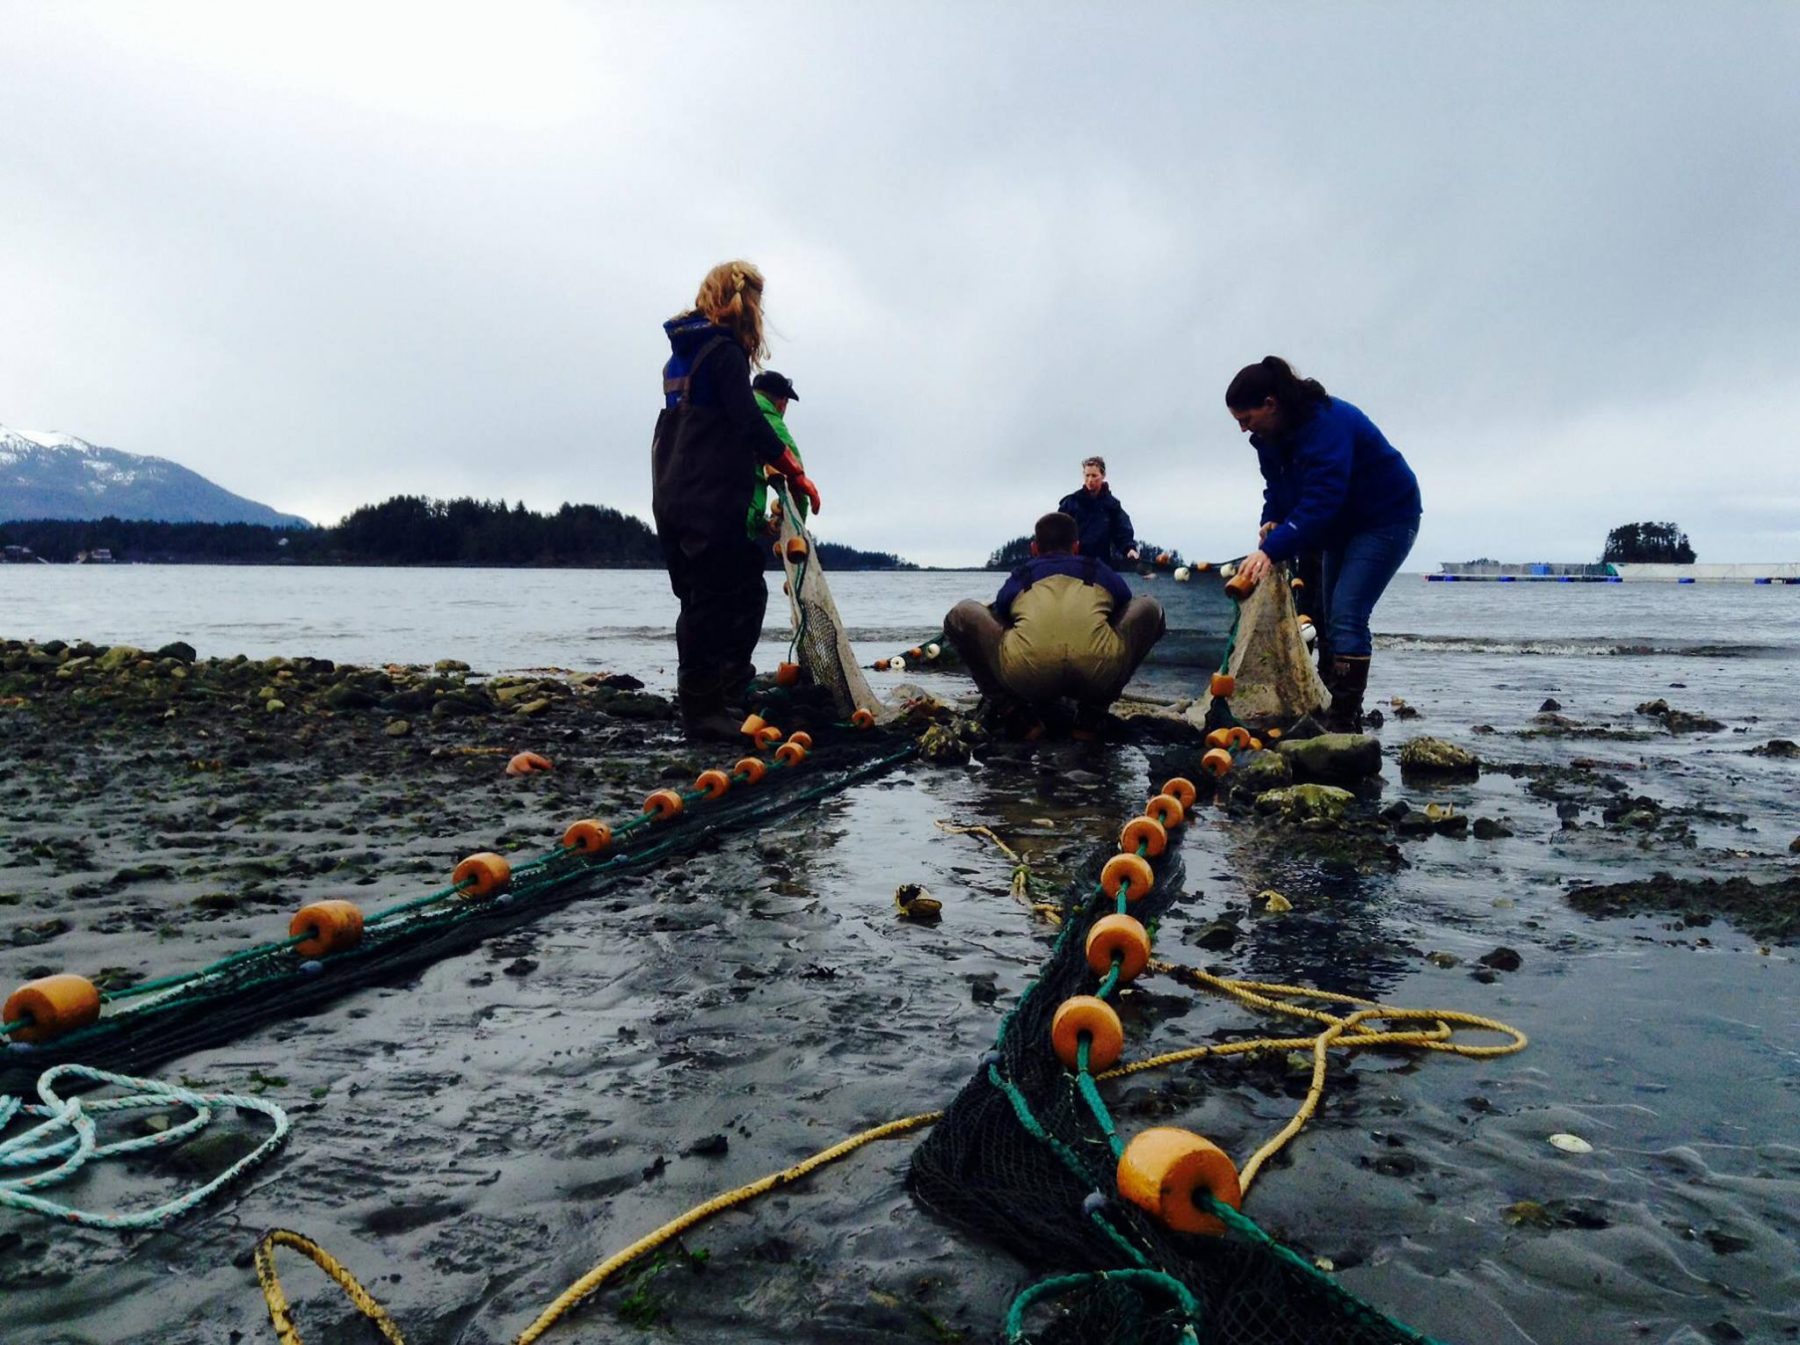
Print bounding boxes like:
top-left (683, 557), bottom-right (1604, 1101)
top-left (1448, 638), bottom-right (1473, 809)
top-left (1254, 783), bottom-right (1355, 826)
top-left (1277, 732), bottom-right (1382, 784)
top-left (96, 645), bottom-right (145, 672)
top-left (1398, 737), bottom-right (1480, 777)
top-left (155, 641), bottom-right (197, 663)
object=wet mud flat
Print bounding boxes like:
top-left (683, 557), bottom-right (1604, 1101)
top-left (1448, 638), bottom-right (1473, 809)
top-left (3, 637), bottom-right (1799, 1345)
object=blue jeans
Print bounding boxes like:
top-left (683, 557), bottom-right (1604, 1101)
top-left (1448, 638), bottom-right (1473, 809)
top-left (1319, 517), bottom-right (1418, 658)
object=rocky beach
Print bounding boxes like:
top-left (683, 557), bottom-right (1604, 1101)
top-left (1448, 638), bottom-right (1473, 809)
top-left (3, 632), bottom-right (1798, 1344)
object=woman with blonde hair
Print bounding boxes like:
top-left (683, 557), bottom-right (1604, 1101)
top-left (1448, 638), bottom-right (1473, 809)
top-left (653, 260), bottom-right (821, 739)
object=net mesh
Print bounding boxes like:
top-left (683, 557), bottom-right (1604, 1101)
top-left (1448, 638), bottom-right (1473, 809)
top-left (908, 843), bottom-right (1434, 1345)
top-left (775, 499), bottom-right (884, 722)
top-left (1189, 570), bottom-right (1327, 730)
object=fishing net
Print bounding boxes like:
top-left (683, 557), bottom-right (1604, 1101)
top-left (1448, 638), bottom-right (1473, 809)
top-left (1189, 569), bottom-right (1327, 730)
top-left (773, 493), bottom-right (886, 722)
top-left (908, 840), bottom-right (1435, 1345)
top-left (0, 742), bottom-right (912, 1096)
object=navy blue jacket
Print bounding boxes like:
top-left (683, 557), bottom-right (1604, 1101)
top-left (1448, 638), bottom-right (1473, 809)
top-left (1055, 484), bottom-right (1136, 567)
top-left (993, 552), bottom-right (1133, 621)
top-left (660, 313), bottom-right (788, 466)
top-left (1253, 398), bottom-right (1422, 563)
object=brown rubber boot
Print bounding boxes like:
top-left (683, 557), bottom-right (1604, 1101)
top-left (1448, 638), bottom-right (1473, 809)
top-left (1324, 655), bottom-right (1371, 734)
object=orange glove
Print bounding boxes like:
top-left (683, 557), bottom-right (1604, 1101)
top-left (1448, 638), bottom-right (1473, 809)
top-left (774, 448), bottom-right (821, 516)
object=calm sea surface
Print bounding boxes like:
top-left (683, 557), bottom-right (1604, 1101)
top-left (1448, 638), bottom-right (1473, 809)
top-left (3, 563), bottom-right (1796, 715)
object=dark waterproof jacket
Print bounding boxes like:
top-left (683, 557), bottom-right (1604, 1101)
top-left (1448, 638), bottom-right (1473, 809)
top-left (1253, 397), bottom-right (1422, 563)
top-left (1055, 484), bottom-right (1136, 567)
top-left (652, 313), bottom-right (790, 554)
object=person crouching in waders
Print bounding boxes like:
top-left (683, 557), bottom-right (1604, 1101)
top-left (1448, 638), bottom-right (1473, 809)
top-left (745, 370), bottom-right (806, 539)
top-left (1224, 356), bottom-right (1420, 733)
top-left (653, 261), bottom-right (821, 741)
top-left (944, 511), bottom-right (1165, 739)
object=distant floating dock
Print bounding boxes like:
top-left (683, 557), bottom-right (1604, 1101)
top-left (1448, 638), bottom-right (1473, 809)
top-left (1431, 563), bottom-right (1800, 584)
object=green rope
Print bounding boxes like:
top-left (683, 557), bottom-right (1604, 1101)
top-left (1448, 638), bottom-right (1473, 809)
top-left (1005, 1267), bottom-right (1202, 1344)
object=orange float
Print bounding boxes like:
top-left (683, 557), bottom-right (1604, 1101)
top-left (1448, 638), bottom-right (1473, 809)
top-left (1200, 748), bottom-right (1232, 778)
top-left (4, 973), bottom-right (102, 1043)
top-left (452, 851), bottom-right (511, 898)
top-left (1156, 552), bottom-right (1172, 566)
top-left (1161, 777), bottom-right (1199, 810)
top-left (1291, 577), bottom-right (1305, 590)
top-left (851, 708), bottom-right (876, 729)
top-left (1119, 815), bottom-right (1168, 858)
top-left (873, 658), bottom-right (891, 671)
top-left (694, 769), bottom-right (731, 800)
top-left (1145, 793), bottom-right (1186, 829)
top-left (562, 819), bottom-right (613, 854)
top-left (734, 756), bottom-right (767, 784)
top-left (740, 713), bottom-right (767, 736)
top-left (1204, 728), bottom-right (1232, 750)
top-left (1100, 852), bottom-right (1155, 903)
top-left (643, 788), bottom-right (685, 820)
top-left (1225, 727), bottom-right (1254, 750)
top-left (1225, 572), bottom-right (1256, 600)
top-left (1248, 737), bottom-right (1264, 751)
top-left (1196, 561), bottom-right (1212, 573)
top-left (1210, 672), bottom-right (1236, 698)
top-left (908, 647), bottom-right (924, 659)
top-left (1051, 996), bottom-right (1125, 1072)
top-left (784, 537), bottom-right (809, 560)
top-left (1085, 914), bottom-right (1152, 982)
top-left (1116, 1128), bottom-right (1243, 1235)
top-left (1296, 613), bottom-right (1313, 627)
top-left (775, 741), bottom-right (808, 766)
top-left (1266, 727), bottom-right (1284, 742)
top-left (786, 731), bottom-right (814, 750)
top-left (505, 751), bottom-right (553, 776)
top-left (754, 725), bottom-right (783, 749)
top-left (290, 900), bottom-right (364, 957)
top-left (775, 662), bottom-right (801, 687)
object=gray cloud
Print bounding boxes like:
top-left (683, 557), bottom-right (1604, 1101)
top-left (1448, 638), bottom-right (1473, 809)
top-left (2, 2), bottom-right (1795, 567)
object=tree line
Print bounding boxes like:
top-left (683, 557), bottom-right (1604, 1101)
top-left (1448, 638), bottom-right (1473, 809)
top-left (0, 496), bottom-right (916, 570)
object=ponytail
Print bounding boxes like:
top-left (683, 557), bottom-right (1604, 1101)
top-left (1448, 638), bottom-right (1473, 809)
top-left (689, 260), bottom-right (769, 365)
top-left (1224, 356), bottom-right (1329, 419)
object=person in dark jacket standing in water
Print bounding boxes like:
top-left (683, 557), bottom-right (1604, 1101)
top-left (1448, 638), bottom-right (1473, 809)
top-left (653, 261), bottom-right (821, 739)
top-left (1057, 457), bottom-right (1140, 569)
top-left (1225, 357), bottom-right (1421, 732)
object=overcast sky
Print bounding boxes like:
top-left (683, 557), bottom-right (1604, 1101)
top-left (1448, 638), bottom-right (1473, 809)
top-left (3, 2), bottom-right (1796, 566)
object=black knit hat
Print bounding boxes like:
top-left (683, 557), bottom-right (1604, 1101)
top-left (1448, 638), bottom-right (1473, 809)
top-left (752, 370), bottom-right (798, 401)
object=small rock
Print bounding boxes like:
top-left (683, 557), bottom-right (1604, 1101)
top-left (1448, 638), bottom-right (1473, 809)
top-left (502, 957), bottom-right (537, 977)
top-left (683, 1133), bottom-right (729, 1157)
top-left (1426, 951), bottom-right (1460, 968)
top-left (1398, 737), bottom-right (1479, 776)
top-left (96, 645), bottom-right (145, 672)
top-left (1751, 739), bottom-right (1800, 758)
top-left (1192, 917), bottom-right (1240, 951)
top-left (1472, 817), bottom-right (1513, 840)
top-left (434, 659), bottom-right (471, 673)
top-left (894, 883), bottom-right (943, 922)
top-left (1276, 732), bottom-right (1382, 785)
top-left (516, 698), bottom-right (552, 717)
top-left (1254, 783), bottom-right (1355, 825)
top-left (263, 698), bottom-right (286, 713)
top-left (1548, 1133), bottom-right (1593, 1154)
top-left (1538, 698), bottom-right (1562, 712)
top-left (599, 673), bottom-right (645, 690)
top-left (385, 719), bottom-right (412, 738)
top-left (155, 641), bottom-right (197, 663)
top-left (1479, 946), bottom-right (1522, 972)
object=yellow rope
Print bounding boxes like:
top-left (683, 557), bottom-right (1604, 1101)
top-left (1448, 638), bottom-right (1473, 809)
top-left (253, 962), bottom-right (1525, 1343)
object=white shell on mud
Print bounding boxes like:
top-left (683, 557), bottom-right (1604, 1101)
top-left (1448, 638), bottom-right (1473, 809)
top-left (1548, 1133), bottom-right (1593, 1154)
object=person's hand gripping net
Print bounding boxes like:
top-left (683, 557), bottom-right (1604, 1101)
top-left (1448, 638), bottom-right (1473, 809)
top-left (775, 447), bottom-right (821, 515)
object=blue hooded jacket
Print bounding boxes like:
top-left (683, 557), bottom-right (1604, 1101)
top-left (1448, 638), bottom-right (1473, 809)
top-left (1055, 483), bottom-right (1136, 567)
top-left (660, 313), bottom-right (788, 466)
top-left (1252, 398), bottom-right (1421, 563)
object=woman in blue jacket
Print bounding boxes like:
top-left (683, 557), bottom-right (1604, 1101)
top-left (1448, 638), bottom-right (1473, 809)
top-left (1226, 357), bottom-right (1421, 732)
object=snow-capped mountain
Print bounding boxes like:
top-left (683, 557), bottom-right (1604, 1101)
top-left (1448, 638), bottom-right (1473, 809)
top-left (0, 424), bottom-right (310, 527)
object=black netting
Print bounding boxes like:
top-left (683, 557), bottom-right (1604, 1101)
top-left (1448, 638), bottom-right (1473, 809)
top-left (1, 741), bottom-right (910, 1095)
top-left (908, 843), bottom-right (1431, 1345)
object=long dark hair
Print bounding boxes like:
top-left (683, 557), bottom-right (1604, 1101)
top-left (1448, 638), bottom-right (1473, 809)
top-left (1225, 356), bottom-right (1329, 420)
